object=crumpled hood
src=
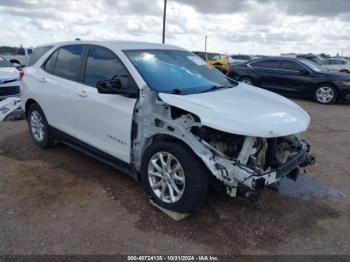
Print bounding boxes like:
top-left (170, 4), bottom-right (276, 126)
top-left (0, 67), bottom-right (19, 80)
top-left (159, 83), bottom-right (310, 138)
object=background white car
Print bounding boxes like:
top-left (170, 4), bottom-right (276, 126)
top-left (2, 47), bottom-right (32, 67)
top-left (323, 58), bottom-right (350, 74)
top-left (0, 56), bottom-right (21, 100)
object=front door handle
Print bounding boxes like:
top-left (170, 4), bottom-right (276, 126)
top-left (77, 90), bottom-right (88, 98)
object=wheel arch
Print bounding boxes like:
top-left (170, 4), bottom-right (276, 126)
top-left (25, 98), bottom-right (39, 118)
top-left (315, 82), bottom-right (339, 92)
top-left (147, 134), bottom-right (199, 159)
top-left (9, 59), bottom-right (20, 65)
top-left (142, 133), bottom-right (211, 175)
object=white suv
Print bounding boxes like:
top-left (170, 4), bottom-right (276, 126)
top-left (323, 58), bottom-right (350, 74)
top-left (21, 41), bottom-right (315, 213)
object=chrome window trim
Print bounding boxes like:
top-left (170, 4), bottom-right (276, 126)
top-left (247, 59), bottom-right (312, 74)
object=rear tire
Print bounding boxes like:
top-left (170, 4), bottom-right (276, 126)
top-left (141, 140), bottom-right (209, 213)
top-left (314, 85), bottom-right (338, 104)
top-left (27, 103), bottom-right (55, 148)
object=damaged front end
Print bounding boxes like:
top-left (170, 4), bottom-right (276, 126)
top-left (131, 90), bottom-right (315, 202)
top-left (192, 126), bottom-right (316, 201)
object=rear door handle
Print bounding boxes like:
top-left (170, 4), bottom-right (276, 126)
top-left (38, 77), bottom-right (46, 83)
top-left (77, 90), bottom-right (88, 98)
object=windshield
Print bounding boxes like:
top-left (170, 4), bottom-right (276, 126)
top-left (0, 57), bottom-right (13, 68)
top-left (299, 59), bottom-right (325, 72)
top-left (308, 57), bottom-right (322, 65)
top-left (124, 50), bottom-right (235, 95)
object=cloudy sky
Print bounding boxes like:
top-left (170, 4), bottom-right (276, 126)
top-left (1, 0), bottom-right (350, 55)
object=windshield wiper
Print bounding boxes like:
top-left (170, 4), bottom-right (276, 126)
top-left (201, 83), bottom-right (237, 93)
top-left (172, 89), bottom-right (182, 95)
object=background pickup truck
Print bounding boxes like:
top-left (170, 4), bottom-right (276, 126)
top-left (2, 47), bottom-right (32, 67)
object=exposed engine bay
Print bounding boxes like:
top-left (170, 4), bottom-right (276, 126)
top-left (131, 91), bottom-right (316, 201)
top-left (192, 126), bottom-right (305, 172)
top-left (191, 126), bottom-right (315, 199)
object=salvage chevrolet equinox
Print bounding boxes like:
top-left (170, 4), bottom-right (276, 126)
top-left (21, 41), bottom-right (315, 213)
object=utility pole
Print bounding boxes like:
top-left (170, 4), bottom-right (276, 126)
top-left (205, 35), bottom-right (207, 53)
top-left (162, 0), bottom-right (167, 44)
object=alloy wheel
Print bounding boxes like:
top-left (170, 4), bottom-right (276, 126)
top-left (147, 152), bottom-right (185, 204)
top-left (30, 110), bottom-right (45, 142)
top-left (316, 86), bottom-right (335, 104)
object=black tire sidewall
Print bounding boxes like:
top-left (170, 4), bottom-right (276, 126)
top-left (27, 104), bottom-right (52, 148)
top-left (141, 140), bottom-right (208, 213)
top-left (314, 85), bottom-right (338, 104)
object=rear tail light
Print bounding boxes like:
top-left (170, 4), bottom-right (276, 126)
top-left (19, 70), bottom-right (24, 80)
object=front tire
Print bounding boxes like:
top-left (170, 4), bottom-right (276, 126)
top-left (27, 103), bottom-right (55, 148)
top-left (314, 85), bottom-right (338, 104)
top-left (141, 140), bottom-right (209, 213)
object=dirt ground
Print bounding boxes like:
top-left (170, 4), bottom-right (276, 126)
top-left (0, 99), bottom-right (349, 255)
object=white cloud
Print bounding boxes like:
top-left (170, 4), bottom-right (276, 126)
top-left (0, 0), bottom-right (349, 56)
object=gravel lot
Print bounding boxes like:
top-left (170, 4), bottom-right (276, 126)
top-left (0, 99), bottom-right (349, 255)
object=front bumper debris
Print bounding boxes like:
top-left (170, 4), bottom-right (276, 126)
top-left (219, 141), bottom-right (316, 201)
top-left (250, 141), bottom-right (315, 189)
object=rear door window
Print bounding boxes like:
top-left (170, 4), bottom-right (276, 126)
top-left (42, 45), bottom-right (84, 81)
top-left (54, 45), bottom-right (84, 81)
top-left (43, 50), bottom-right (59, 74)
top-left (250, 59), bottom-right (280, 69)
top-left (280, 60), bottom-right (303, 71)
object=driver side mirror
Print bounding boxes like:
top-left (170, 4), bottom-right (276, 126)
top-left (96, 79), bottom-right (138, 98)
